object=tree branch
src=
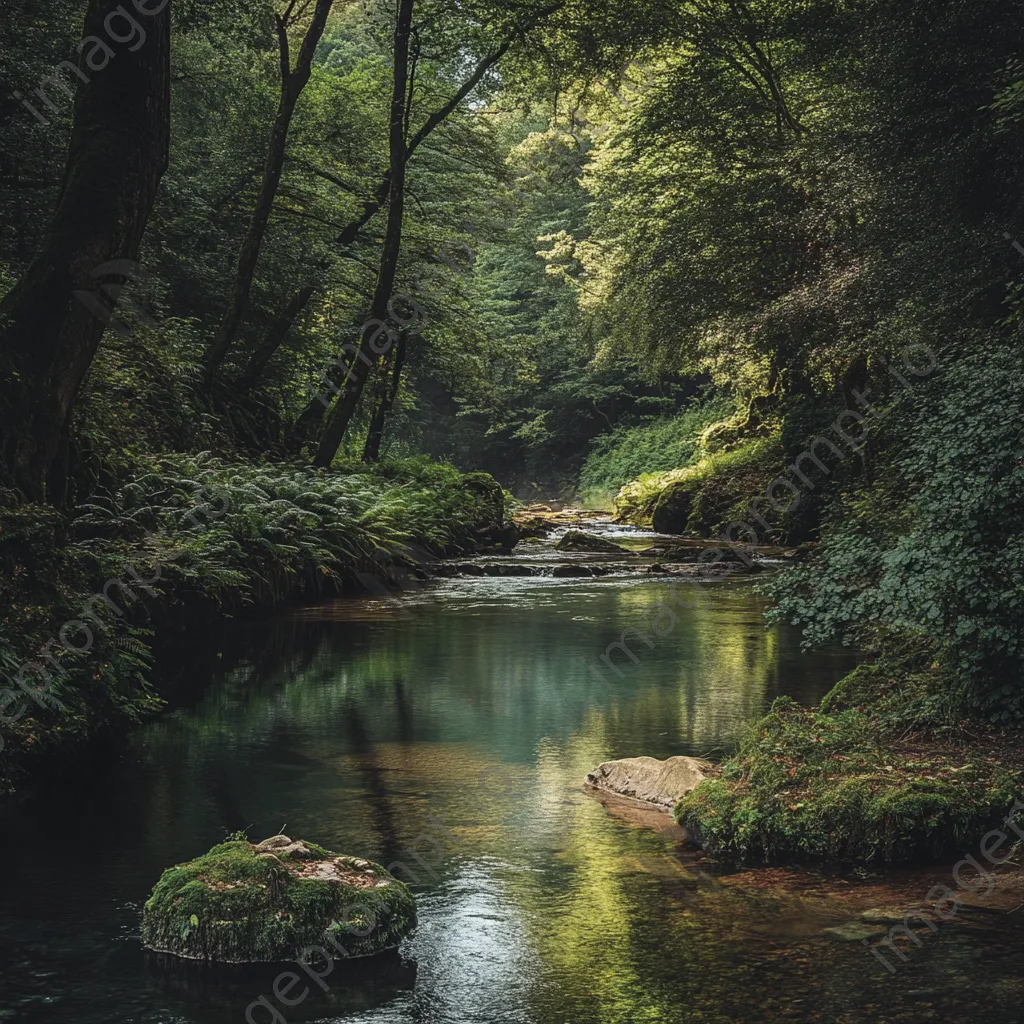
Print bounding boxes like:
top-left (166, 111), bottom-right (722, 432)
top-left (334, 1), bottom-right (566, 246)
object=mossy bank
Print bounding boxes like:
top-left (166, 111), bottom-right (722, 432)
top-left (675, 665), bottom-right (1023, 866)
top-left (142, 835), bottom-right (416, 962)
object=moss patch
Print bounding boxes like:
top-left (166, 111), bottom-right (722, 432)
top-left (614, 436), bottom-right (781, 535)
top-left (674, 686), bottom-right (1021, 866)
top-left (141, 835), bottom-right (416, 962)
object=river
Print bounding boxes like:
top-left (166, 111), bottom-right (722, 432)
top-left (1, 523), bottom-right (1022, 1023)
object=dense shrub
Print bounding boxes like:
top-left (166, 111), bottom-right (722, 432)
top-left (70, 453), bottom-right (507, 610)
top-left (577, 397), bottom-right (733, 505)
top-left (765, 343), bottom-right (1024, 719)
top-left (0, 503), bottom-right (157, 787)
top-left (613, 434), bottom-right (782, 535)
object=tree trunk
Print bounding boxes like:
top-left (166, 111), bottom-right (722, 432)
top-left (268, 2), bottom-right (565, 348)
top-left (239, 282), bottom-right (315, 387)
top-left (0, 0), bottom-right (171, 504)
top-left (312, 0), bottom-right (415, 468)
top-left (362, 332), bottom-right (406, 462)
top-left (332, 6), bottom-right (562, 247)
top-left (200, 0), bottom-right (334, 390)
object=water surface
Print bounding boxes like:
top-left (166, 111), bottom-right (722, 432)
top-left (1, 571), bottom-right (1021, 1023)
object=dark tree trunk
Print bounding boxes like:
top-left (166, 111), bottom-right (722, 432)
top-left (284, 338), bottom-right (363, 454)
top-left (362, 332), bottom-right (406, 462)
top-left (239, 282), bottom-right (315, 387)
top-left (201, 0), bottom-right (334, 389)
top-left (0, 0), bottom-right (171, 504)
top-left (312, 0), bottom-right (415, 468)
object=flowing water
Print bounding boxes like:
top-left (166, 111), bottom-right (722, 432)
top-left (2, 525), bottom-right (1023, 1023)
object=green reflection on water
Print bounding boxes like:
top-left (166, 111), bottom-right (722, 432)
top-left (122, 580), bottom-right (860, 1021)
top-left (4, 580), bottom-right (1021, 1023)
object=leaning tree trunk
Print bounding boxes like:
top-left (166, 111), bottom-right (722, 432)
top-left (0, 0), bottom-right (172, 504)
top-left (239, 282), bottom-right (315, 387)
top-left (362, 333), bottom-right (406, 462)
top-left (200, 0), bottom-right (334, 390)
top-left (312, 0), bottom-right (414, 469)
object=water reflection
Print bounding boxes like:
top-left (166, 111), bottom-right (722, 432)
top-left (143, 951), bottom-right (417, 1022)
top-left (5, 579), bottom-right (1021, 1023)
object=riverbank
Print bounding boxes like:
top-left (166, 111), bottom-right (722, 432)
top-left (591, 416), bottom-right (1024, 870)
top-left (0, 455), bottom-right (512, 795)
top-left (675, 663), bottom-right (1023, 867)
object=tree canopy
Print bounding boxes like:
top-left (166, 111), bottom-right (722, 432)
top-left (2, 0), bottom-right (1024, 716)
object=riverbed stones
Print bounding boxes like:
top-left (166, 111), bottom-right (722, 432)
top-left (643, 544), bottom-right (752, 565)
top-left (516, 515), bottom-right (555, 539)
top-left (555, 530), bottom-right (629, 554)
top-left (141, 835), bottom-right (416, 963)
top-left (823, 921), bottom-right (888, 942)
top-left (585, 756), bottom-right (711, 810)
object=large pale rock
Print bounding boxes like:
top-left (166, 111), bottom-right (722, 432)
top-left (585, 756), bottom-right (710, 811)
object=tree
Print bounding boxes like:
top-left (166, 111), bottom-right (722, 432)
top-left (313, 0), bottom-right (415, 468)
top-left (0, 0), bottom-right (172, 504)
top-left (309, 0), bottom-right (576, 464)
top-left (362, 331), bottom-right (405, 461)
top-left (200, 0), bottom-right (336, 390)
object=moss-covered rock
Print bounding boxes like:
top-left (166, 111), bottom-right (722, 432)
top-left (141, 835), bottom-right (416, 962)
top-left (651, 483), bottom-right (694, 535)
top-left (614, 436), bottom-right (783, 536)
top-left (554, 530), bottom-right (628, 553)
top-left (462, 472), bottom-right (518, 553)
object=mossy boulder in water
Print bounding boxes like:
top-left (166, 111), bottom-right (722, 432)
top-left (141, 835), bottom-right (416, 962)
top-left (555, 530), bottom-right (628, 553)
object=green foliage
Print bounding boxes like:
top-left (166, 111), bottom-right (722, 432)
top-left (76, 317), bottom-right (216, 481)
top-left (141, 837), bottom-right (416, 962)
top-left (577, 396), bottom-right (733, 505)
top-left (0, 504), bottom-right (157, 790)
top-left (765, 344), bottom-right (1024, 719)
top-left (614, 434), bottom-right (781, 533)
top-left (6, 0), bottom-right (1024, 816)
top-left (72, 454), bottom-right (509, 610)
top-left (675, 692), bottom-right (1020, 865)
